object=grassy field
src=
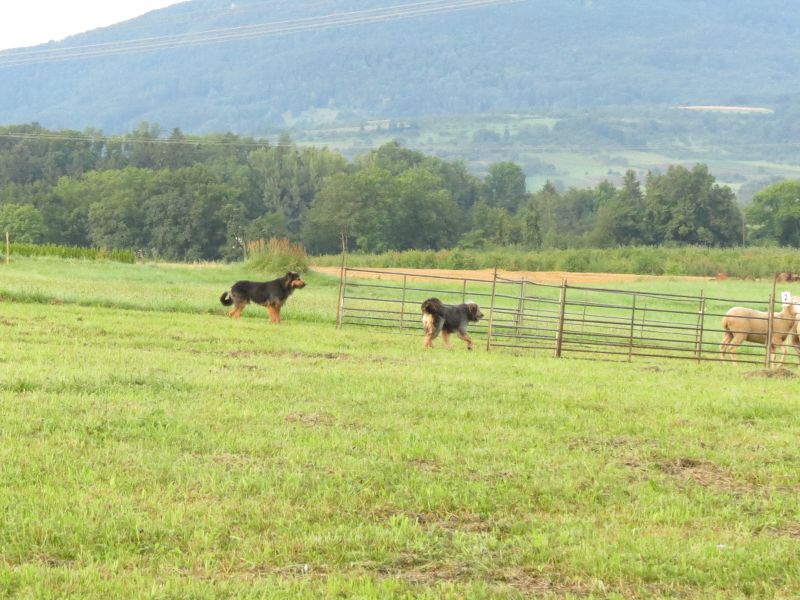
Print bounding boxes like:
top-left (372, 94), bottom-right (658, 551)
top-left (3, 258), bottom-right (800, 598)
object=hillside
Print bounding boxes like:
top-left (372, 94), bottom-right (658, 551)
top-left (1, 0), bottom-right (800, 134)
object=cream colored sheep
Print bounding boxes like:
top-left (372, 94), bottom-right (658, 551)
top-left (785, 320), bottom-right (800, 364)
top-left (720, 296), bottom-right (800, 363)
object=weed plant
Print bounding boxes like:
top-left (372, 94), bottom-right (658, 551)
top-left (245, 237), bottom-right (309, 273)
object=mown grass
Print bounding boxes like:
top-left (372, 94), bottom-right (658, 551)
top-left (2, 257), bottom-right (800, 598)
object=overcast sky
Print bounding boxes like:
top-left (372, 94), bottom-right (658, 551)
top-left (0, 1), bottom-right (180, 51)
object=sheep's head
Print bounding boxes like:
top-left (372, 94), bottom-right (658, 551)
top-left (781, 292), bottom-right (800, 315)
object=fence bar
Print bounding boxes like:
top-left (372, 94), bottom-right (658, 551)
top-left (515, 277), bottom-right (527, 335)
top-left (343, 266), bottom-right (494, 284)
top-left (554, 279), bottom-right (568, 358)
top-left (336, 267), bottom-right (347, 329)
top-left (486, 267), bottom-right (498, 351)
top-left (639, 303), bottom-right (648, 337)
top-left (337, 266), bottom-right (790, 367)
top-left (765, 274), bottom-right (777, 368)
top-left (694, 292), bottom-right (706, 362)
top-left (627, 295), bottom-right (637, 362)
top-left (399, 275), bottom-right (408, 330)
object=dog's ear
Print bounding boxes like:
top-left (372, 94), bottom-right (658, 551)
top-left (471, 304), bottom-right (484, 321)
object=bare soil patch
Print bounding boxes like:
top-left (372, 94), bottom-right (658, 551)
top-left (312, 266), bottom-right (707, 285)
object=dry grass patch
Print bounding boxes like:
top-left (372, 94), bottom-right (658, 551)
top-left (657, 457), bottom-right (756, 494)
top-left (285, 411), bottom-right (336, 427)
top-left (744, 367), bottom-right (796, 379)
top-left (407, 457), bottom-right (440, 473)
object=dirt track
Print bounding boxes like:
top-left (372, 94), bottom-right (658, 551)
top-left (311, 266), bottom-right (708, 284)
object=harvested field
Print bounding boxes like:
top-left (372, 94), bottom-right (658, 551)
top-left (312, 265), bottom-right (710, 284)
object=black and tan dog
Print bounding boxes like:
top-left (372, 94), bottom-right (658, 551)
top-left (220, 271), bottom-right (306, 322)
top-left (421, 297), bottom-right (484, 350)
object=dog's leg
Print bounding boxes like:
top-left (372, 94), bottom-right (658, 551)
top-left (457, 330), bottom-right (474, 350)
top-left (441, 330), bottom-right (452, 349)
top-left (422, 313), bottom-right (438, 347)
top-left (266, 305), bottom-right (281, 323)
top-left (424, 327), bottom-right (440, 348)
top-left (229, 302), bottom-right (245, 318)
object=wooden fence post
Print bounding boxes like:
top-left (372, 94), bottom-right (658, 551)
top-left (765, 274), bottom-right (777, 368)
top-left (5, 231), bottom-right (9, 264)
top-left (694, 291), bottom-right (706, 362)
top-left (485, 267), bottom-right (498, 351)
top-left (554, 279), bottom-right (568, 358)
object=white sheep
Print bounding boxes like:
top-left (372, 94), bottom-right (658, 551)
top-left (719, 294), bottom-right (800, 363)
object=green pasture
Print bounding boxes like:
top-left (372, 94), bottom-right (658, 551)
top-left (2, 257), bottom-right (800, 598)
top-left (294, 112), bottom-right (800, 191)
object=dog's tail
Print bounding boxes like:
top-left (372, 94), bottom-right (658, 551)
top-left (421, 298), bottom-right (444, 336)
top-left (421, 297), bottom-right (444, 316)
top-left (220, 291), bottom-right (233, 306)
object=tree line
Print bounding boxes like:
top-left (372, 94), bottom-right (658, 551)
top-left (0, 122), bottom-right (794, 261)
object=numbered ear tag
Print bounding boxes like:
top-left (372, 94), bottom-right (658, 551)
top-left (782, 291), bottom-right (792, 303)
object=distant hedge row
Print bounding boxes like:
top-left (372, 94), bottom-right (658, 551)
top-left (313, 246), bottom-right (800, 279)
top-left (8, 243), bottom-right (135, 263)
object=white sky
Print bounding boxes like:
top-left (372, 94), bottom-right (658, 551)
top-left (0, 1), bottom-right (181, 51)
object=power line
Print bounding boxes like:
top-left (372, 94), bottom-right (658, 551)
top-left (0, 0), bottom-right (525, 68)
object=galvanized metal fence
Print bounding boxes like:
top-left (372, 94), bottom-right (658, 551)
top-left (336, 266), bottom-right (794, 367)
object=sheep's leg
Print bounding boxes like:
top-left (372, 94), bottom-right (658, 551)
top-left (766, 340), bottom-right (782, 366)
top-left (791, 334), bottom-right (800, 365)
top-left (728, 334), bottom-right (748, 363)
top-left (720, 332), bottom-right (733, 360)
top-left (779, 338), bottom-right (788, 365)
top-left (775, 337), bottom-right (789, 366)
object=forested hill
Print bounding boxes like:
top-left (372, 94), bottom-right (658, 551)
top-left (1, 0), bottom-right (799, 134)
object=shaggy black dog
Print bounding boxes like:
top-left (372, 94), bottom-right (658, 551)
top-left (220, 271), bottom-right (306, 322)
top-left (420, 297), bottom-right (484, 350)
